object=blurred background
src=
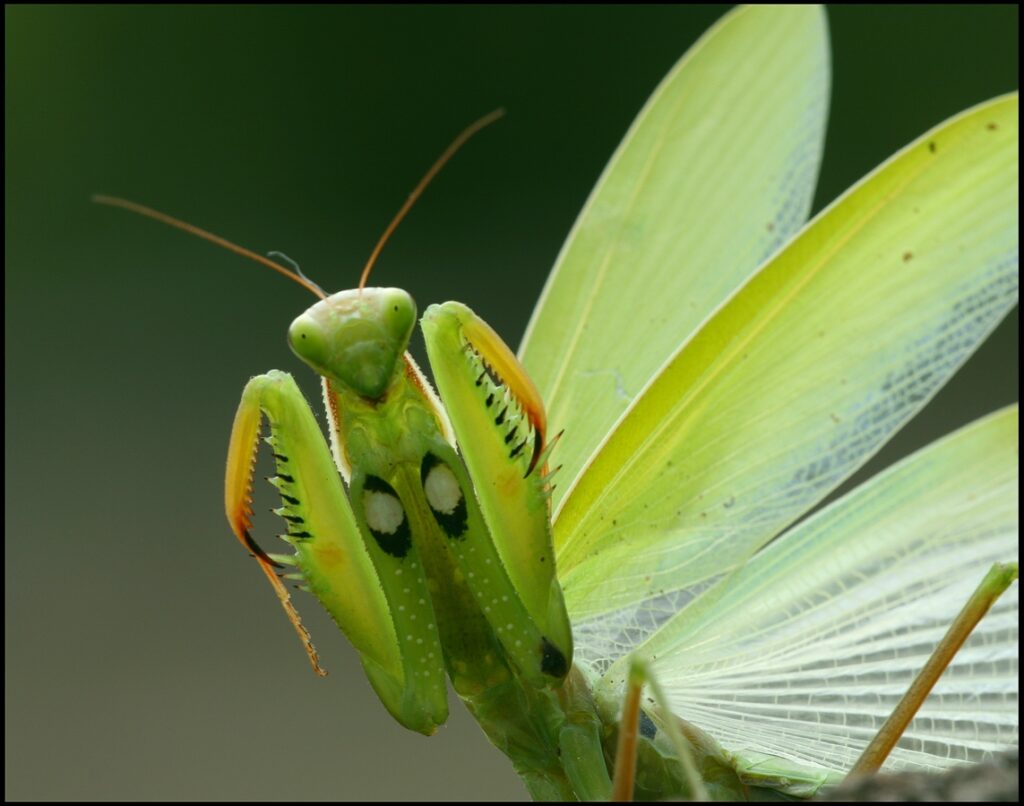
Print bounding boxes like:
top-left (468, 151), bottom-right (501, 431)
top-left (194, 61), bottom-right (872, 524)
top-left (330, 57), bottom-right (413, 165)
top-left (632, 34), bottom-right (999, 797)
top-left (5, 5), bottom-right (1018, 801)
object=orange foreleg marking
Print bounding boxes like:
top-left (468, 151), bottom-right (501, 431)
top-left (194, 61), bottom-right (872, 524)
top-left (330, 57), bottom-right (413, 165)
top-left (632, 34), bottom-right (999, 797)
top-left (461, 314), bottom-right (547, 467)
top-left (224, 390), bottom-right (326, 677)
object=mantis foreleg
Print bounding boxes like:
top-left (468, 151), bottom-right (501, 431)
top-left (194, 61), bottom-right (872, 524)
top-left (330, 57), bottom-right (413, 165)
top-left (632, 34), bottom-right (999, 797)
top-left (224, 369), bottom-right (449, 734)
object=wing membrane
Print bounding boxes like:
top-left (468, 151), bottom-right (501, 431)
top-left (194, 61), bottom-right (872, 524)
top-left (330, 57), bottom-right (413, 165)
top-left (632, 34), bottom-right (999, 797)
top-left (602, 406), bottom-right (1018, 774)
top-left (557, 94), bottom-right (1018, 622)
top-left (520, 5), bottom-right (830, 509)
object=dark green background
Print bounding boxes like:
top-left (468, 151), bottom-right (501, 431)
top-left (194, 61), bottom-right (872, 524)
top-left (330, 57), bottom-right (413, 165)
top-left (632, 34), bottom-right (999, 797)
top-left (5, 5), bottom-right (1018, 801)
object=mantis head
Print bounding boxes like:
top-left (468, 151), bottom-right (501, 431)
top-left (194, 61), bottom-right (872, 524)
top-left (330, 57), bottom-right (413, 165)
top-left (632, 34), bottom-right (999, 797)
top-left (288, 287), bottom-right (416, 399)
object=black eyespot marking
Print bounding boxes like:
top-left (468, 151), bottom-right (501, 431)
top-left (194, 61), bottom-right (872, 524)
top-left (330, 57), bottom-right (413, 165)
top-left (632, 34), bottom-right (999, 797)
top-left (509, 438), bottom-right (528, 459)
top-left (485, 392), bottom-right (494, 408)
top-left (639, 710), bottom-right (657, 740)
top-left (420, 453), bottom-right (468, 539)
top-left (540, 637), bottom-right (568, 678)
top-left (494, 406), bottom-right (507, 426)
top-left (362, 475), bottom-right (411, 558)
top-left (475, 370), bottom-right (487, 387)
top-left (282, 514), bottom-right (305, 524)
top-left (362, 475), bottom-right (390, 493)
top-left (504, 426), bottom-right (518, 445)
top-left (280, 493), bottom-right (300, 506)
top-left (277, 473), bottom-right (295, 483)
top-left (273, 453), bottom-right (289, 462)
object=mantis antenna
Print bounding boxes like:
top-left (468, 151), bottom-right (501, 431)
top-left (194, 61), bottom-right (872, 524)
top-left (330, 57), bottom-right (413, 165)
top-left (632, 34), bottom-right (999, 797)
top-left (93, 108), bottom-right (504, 298)
top-left (357, 107), bottom-right (505, 290)
top-left (91, 194), bottom-right (328, 300)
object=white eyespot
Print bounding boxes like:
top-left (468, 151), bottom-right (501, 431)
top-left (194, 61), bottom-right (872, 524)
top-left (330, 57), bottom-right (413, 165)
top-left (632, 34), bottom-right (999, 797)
top-left (364, 490), bottom-right (404, 534)
top-left (424, 463), bottom-right (462, 514)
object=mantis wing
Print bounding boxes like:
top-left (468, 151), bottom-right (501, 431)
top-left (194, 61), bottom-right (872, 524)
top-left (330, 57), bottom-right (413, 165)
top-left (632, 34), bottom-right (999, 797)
top-left (557, 94), bottom-right (1018, 633)
top-left (603, 406), bottom-right (1018, 780)
top-left (519, 4), bottom-right (830, 509)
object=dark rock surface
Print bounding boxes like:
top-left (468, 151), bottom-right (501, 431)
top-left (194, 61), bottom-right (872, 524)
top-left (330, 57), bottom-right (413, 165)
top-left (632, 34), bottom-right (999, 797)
top-left (818, 751), bottom-right (1019, 802)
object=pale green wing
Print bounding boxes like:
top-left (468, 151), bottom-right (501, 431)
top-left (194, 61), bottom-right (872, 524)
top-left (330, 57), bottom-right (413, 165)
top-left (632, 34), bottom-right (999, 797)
top-left (558, 94), bottom-right (1018, 629)
top-left (519, 5), bottom-right (829, 509)
top-left (601, 406), bottom-right (1018, 777)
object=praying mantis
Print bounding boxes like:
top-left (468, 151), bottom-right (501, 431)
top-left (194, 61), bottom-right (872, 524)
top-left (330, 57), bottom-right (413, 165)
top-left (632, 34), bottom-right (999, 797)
top-left (97, 5), bottom-right (1018, 800)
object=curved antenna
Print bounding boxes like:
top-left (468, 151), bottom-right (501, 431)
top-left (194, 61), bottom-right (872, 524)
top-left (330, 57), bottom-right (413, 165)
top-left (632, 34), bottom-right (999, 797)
top-left (358, 107), bottom-right (505, 290)
top-left (92, 194), bottom-right (327, 300)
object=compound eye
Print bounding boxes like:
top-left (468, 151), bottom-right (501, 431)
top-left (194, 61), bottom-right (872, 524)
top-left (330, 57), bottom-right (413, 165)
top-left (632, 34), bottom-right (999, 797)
top-left (381, 290), bottom-right (416, 346)
top-left (288, 314), bottom-right (328, 369)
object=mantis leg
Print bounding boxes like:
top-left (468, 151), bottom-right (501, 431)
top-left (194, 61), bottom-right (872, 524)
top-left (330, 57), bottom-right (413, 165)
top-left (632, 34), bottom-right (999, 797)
top-left (554, 666), bottom-right (614, 801)
top-left (847, 561), bottom-right (1019, 777)
top-left (422, 302), bottom-right (574, 686)
top-left (223, 369), bottom-right (448, 735)
top-left (611, 656), bottom-right (709, 802)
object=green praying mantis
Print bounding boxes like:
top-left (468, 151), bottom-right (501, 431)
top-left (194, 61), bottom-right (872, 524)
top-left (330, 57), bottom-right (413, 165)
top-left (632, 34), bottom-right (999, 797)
top-left (97, 5), bottom-right (1018, 800)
